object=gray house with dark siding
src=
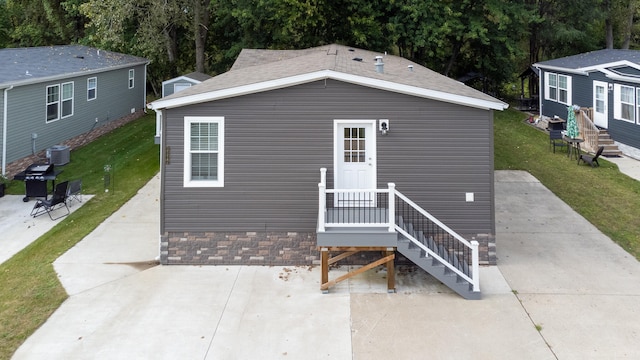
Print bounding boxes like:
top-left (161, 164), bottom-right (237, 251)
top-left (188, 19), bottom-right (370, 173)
top-left (148, 44), bottom-right (507, 297)
top-left (535, 49), bottom-right (640, 153)
top-left (0, 45), bottom-right (148, 175)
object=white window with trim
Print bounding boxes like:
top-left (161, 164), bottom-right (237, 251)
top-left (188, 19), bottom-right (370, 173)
top-left (46, 85), bottom-right (60, 122)
top-left (545, 72), bottom-right (571, 105)
top-left (87, 77), bottom-right (97, 100)
top-left (184, 117), bottom-right (224, 187)
top-left (614, 84), bottom-right (639, 123)
top-left (61, 82), bottom-right (74, 118)
top-left (128, 69), bottom-right (135, 89)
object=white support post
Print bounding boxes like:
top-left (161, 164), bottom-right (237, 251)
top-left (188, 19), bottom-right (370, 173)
top-left (318, 168), bottom-right (327, 232)
top-left (471, 240), bottom-right (480, 292)
top-left (388, 183), bottom-right (395, 232)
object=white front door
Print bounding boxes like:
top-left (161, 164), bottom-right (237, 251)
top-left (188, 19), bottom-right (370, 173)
top-left (334, 120), bottom-right (377, 206)
top-left (593, 81), bottom-right (608, 128)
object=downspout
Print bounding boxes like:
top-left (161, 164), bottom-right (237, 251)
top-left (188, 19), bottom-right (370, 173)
top-left (2, 86), bottom-right (14, 175)
top-left (535, 65), bottom-right (543, 116)
top-left (143, 62), bottom-right (150, 114)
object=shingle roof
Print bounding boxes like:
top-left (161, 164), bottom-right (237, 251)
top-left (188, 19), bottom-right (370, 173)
top-left (151, 44), bottom-right (507, 111)
top-left (0, 45), bottom-right (148, 88)
top-left (181, 72), bottom-right (212, 82)
top-left (535, 49), bottom-right (640, 70)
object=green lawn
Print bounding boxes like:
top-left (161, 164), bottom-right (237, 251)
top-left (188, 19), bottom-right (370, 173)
top-left (0, 114), bottom-right (159, 359)
top-left (495, 108), bottom-right (640, 260)
top-left (0, 108), bottom-right (639, 359)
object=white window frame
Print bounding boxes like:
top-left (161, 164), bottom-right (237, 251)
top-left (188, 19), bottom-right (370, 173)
top-left (46, 84), bottom-right (60, 122)
top-left (613, 84), bottom-right (637, 123)
top-left (636, 88), bottom-right (640, 124)
top-left (87, 77), bottom-right (97, 100)
top-left (61, 81), bottom-right (74, 118)
top-left (183, 116), bottom-right (224, 187)
top-left (545, 72), bottom-right (571, 105)
top-left (128, 69), bottom-right (135, 89)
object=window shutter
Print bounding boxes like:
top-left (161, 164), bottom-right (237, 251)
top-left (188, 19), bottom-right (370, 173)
top-left (566, 76), bottom-right (572, 105)
top-left (544, 72), bottom-right (550, 100)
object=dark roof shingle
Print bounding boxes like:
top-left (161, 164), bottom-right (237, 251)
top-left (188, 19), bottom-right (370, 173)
top-left (0, 45), bottom-right (148, 87)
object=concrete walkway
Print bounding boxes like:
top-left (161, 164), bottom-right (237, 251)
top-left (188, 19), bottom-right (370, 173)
top-left (11, 170), bottom-right (640, 359)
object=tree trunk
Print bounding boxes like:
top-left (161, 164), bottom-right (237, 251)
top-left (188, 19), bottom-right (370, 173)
top-left (194, 0), bottom-right (210, 73)
top-left (606, 17), bottom-right (614, 49)
top-left (622, 1), bottom-right (636, 49)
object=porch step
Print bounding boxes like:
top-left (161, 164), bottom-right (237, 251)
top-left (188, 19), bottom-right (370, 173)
top-left (396, 235), bottom-right (480, 300)
top-left (598, 130), bottom-right (623, 157)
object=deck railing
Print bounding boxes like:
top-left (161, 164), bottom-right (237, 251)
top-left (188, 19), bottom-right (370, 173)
top-left (576, 109), bottom-right (599, 154)
top-left (317, 168), bottom-right (479, 291)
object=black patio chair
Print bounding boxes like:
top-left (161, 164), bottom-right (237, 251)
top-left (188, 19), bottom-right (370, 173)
top-left (578, 146), bottom-right (604, 167)
top-left (30, 180), bottom-right (70, 220)
top-left (549, 130), bottom-right (567, 153)
top-left (67, 178), bottom-right (82, 205)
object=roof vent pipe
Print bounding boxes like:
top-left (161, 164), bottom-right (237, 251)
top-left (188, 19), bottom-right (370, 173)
top-left (408, 65), bottom-right (413, 72)
top-left (375, 55), bottom-right (384, 74)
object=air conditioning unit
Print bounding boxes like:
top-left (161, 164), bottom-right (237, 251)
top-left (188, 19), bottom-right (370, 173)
top-left (47, 145), bottom-right (70, 166)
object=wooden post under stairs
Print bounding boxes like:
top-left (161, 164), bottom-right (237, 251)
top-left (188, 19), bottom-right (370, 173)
top-left (319, 246), bottom-right (395, 293)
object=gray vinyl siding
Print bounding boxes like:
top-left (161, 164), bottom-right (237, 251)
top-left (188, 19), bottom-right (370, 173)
top-left (607, 76), bottom-right (640, 148)
top-left (3, 64), bottom-right (146, 163)
top-left (540, 70), bottom-right (593, 119)
top-left (162, 80), bottom-right (494, 237)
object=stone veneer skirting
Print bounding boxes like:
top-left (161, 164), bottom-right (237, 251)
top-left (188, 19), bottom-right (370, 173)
top-left (161, 231), bottom-right (497, 266)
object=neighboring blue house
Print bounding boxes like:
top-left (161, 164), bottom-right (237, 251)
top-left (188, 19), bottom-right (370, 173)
top-left (535, 49), bottom-right (640, 153)
top-left (0, 45), bottom-right (149, 175)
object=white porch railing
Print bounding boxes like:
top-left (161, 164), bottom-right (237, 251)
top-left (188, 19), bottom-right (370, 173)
top-left (576, 108), bottom-right (599, 154)
top-left (317, 168), bottom-right (480, 292)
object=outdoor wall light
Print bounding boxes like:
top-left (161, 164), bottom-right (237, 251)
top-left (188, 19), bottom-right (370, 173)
top-left (609, 83), bottom-right (613, 91)
top-left (379, 119), bottom-right (389, 135)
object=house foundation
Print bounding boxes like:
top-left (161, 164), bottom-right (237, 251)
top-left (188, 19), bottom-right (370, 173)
top-left (160, 231), bottom-right (496, 266)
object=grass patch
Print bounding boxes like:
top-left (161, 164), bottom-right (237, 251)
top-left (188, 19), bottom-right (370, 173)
top-left (495, 108), bottom-right (640, 260)
top-left (0, 114), bottom-right (159, 359)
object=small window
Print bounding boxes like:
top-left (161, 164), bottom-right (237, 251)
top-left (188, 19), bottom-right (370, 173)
top-left (46, 85), bottom-right (60, 122)
top-left (174, 83), bottom-right (191, 93)
top-left (87, 77), bottom-right (97, 100)
top-left (545, 72), bottom-right (571, 105)
top-left (548, 74), bottom-right (557, 101)
top-left (184, 117), bottom-right (224, 187)
top-left (128, 69), bottom-right (135, 89)
top-left (620, 85), bottom-right (635, 121)
top-left (61, 82), bottom-right (74, 118)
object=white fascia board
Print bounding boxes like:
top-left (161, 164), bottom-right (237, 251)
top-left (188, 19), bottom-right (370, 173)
top-left (1, 60), bottom-right (150, 89)
top-left (149, 71), bottom-right (330, 110)
top-left (533, 64), bottom-right (589, 76)
top-left (333, 72), bottom-right (508, 110)
top-left (580, 60), bottom-right (640, 72)
top-left (599, 68), bottom-right (640, 84)
top-left (148, 69), bottom-right (507, 111)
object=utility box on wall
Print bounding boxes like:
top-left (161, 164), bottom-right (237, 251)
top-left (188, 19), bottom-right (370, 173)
top-left (47, 145), bottom-right (70, 166)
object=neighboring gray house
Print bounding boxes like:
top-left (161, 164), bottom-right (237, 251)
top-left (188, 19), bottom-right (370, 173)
top-left (0, 45), bottom-right (149, 174)
top-left (162, 72), bottom-right (211, 97)
top-left (535, 49), bottom-right (640, 153)
top-left (148, 44), bottom-right (507, 298)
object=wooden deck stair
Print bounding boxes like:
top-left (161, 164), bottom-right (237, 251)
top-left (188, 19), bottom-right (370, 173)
top-left (598, 130), bottom-right (622, 157)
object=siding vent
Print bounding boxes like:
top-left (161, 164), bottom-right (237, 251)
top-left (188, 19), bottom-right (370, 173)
top-left (375, 56), bottom-right (384, 74)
